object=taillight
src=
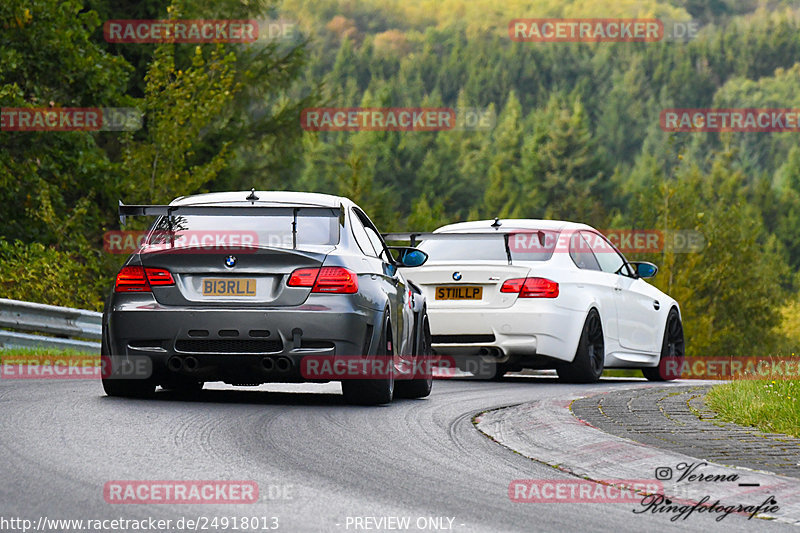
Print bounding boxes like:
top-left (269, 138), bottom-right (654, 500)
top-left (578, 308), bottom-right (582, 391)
top-left (114, 266), bottom-right (174, 293)
top-left (287, 267), bottom-right (358, 294)
top-left (500, 277), bottom-right (558, 298)
top-left (145, 268), bottom-right (174, 286)
top-left (287, 268), bottom-right (319, 287)
top-left (500, 278), bottom-right (524, 293)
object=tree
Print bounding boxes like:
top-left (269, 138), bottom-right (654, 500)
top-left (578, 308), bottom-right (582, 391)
top-left (628, 149), bottom-right (790, 356)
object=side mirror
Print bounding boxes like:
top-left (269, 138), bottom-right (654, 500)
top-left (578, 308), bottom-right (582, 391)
top-left (389, 247), bottom-right (429, 267)
top-left (631, 261), bottom-right (658, 279)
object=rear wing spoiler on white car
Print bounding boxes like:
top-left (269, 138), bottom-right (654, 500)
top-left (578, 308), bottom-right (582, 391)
top-left (381, 230), bottom-right (546, 265)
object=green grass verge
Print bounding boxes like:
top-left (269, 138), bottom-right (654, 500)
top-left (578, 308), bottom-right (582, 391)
top-left (602, 369), bottom-right (643, 378)
top-left (0, 347), bottom-right (96, 362)
top-left (705, 379), bottom-right (800, 437)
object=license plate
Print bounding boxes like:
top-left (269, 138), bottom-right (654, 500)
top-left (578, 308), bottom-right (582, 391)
top-left (202, 278), bottom-right (257, 296)
top-left (435, 286), bottom-right (483, 300)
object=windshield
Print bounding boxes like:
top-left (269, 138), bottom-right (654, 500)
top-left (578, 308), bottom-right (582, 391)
top-left (418, 230), bottom-right (561, 262)
top-left (146, 214), bottom-right (340, 249)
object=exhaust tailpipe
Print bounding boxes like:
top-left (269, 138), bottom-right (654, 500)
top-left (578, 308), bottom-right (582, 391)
top-left (275, 357), bottom-right (292, 372)
top-left (184, 356), bottom-right (199, 371)
top-left (167, 356), bottom-right (183, 371)
top-left (261, 357), bottom-right (275, 371)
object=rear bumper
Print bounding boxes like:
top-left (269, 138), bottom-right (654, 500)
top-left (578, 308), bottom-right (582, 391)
top-left (427, 303), bottom-right (580, 363)
top-left (104, 293), bottom-right (379, 384)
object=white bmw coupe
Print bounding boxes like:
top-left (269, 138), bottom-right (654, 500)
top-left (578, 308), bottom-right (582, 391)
top-left (389, 219), bottom-right (684, 383)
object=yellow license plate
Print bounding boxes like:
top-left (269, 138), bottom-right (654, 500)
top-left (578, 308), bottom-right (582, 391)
top-left (202, 278), bottom-right (257, 296)
top-left (435, 286), bottom-right (483, 300)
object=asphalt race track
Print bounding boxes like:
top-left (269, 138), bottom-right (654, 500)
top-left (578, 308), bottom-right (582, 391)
top-left (0, 377), bottom-right (794, 532)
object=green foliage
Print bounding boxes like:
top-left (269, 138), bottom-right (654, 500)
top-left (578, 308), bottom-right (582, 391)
top-left (0, 0), bottom-right (314, 308)
top-left (627, 150), bottom-right (790, 356)
top-left (0, 240), bottom-right (109, 311)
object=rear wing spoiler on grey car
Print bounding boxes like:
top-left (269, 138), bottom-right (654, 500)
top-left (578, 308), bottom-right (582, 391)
top-left (381, 231), bottom-right (546, 265)
top-left (118, 201), bottom-right (343, 249)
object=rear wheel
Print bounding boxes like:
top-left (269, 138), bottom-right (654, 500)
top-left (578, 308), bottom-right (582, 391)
top-left (101, 340), bottom-right (156, 398)
top-left (395, 310), bottom-right (433, 399)
top-left (643, 309), bottom-right (685, 381)
top-left (342, 312), bottom-right (394, 405)
top-left (557, 309), bottom-right (604, 383)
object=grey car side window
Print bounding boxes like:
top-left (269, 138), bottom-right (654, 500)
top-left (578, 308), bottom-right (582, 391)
top-left (350, 210), bottom-right (378, 257)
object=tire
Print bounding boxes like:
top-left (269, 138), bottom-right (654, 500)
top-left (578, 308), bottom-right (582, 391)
top-left (342, 312), bottom-right (394, 405)
top-left (642, 309), bottom-right (685, 381)
top-left (557, 309), bottom-right (604, 383)
top-left (395, 310), bottom-right (433, 399)
top-left (101, 338), bottom-right (155, 398)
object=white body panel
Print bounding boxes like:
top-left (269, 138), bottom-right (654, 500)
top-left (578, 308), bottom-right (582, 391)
top-left (401, 219), bottom-right (680, 369)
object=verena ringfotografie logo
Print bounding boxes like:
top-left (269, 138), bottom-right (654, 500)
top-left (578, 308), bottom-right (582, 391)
top-left (300, 107), bottom-right (495, 132)
top-left (104, 481), bottom-right (258, 504)
top-left (1, 108), bottom-right (142, 131)
top-left (104, 20), bottom-right (258, 43)
top-left (661, 108), bottom-right (800, 132)
top-left (103, 230), bottom-right (260, 254)
top-left (509, 480), bottom-right (663, 503)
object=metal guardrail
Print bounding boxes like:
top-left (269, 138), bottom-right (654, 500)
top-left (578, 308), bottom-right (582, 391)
top-left (0, 298), bottom-right (101, 353)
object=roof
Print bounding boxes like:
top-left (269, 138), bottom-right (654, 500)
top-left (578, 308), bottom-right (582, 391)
top-left (434, 218), bottom-right (595, 233)
top-left (170, 190), bottom-right (346, 208)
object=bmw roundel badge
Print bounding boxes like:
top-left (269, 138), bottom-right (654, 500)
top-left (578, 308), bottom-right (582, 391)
top-left (225, 255), bottom-right (237, 268)
top-left (452, 272), bottom-right (462, 281)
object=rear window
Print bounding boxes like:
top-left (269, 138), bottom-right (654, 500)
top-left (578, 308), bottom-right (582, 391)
top-left (418, 230), bottom-right (560, 262)
top-left (147, 214), bottom-right (340, 248)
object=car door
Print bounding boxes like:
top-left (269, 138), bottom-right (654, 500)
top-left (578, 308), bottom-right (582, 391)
top-left (583, 231), bottom-right (661, 353)
top-left (350, 209), bottom-right (409, 356)
top-left (568, 231), bottom-right (619, 343)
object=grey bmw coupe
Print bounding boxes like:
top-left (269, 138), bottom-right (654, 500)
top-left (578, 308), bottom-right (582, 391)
top-left (102, 190), bottom-right (432, 405)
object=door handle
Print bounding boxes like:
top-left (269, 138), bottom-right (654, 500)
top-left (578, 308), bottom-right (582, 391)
top-left (653, 300), bottom-right (660, 310)
top-left (614, 287), bottom-right (622, 292)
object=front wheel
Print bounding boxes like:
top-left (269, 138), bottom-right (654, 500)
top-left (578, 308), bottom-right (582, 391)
top-left (642, 309), bottom-right (685, 381)
top-left (342, 313), bottom-right (394, 405)
top-left (557, 309), bottom-right (604, 383)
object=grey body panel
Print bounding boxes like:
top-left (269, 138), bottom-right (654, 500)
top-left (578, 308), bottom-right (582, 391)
top-left (104, 191), bottom-right (426, 386)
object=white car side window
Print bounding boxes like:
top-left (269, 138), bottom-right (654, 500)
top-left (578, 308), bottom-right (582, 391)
top-left (569, 232), bottom-right (601, 271)
top-left (583, 231), bottom-right (631, 276)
